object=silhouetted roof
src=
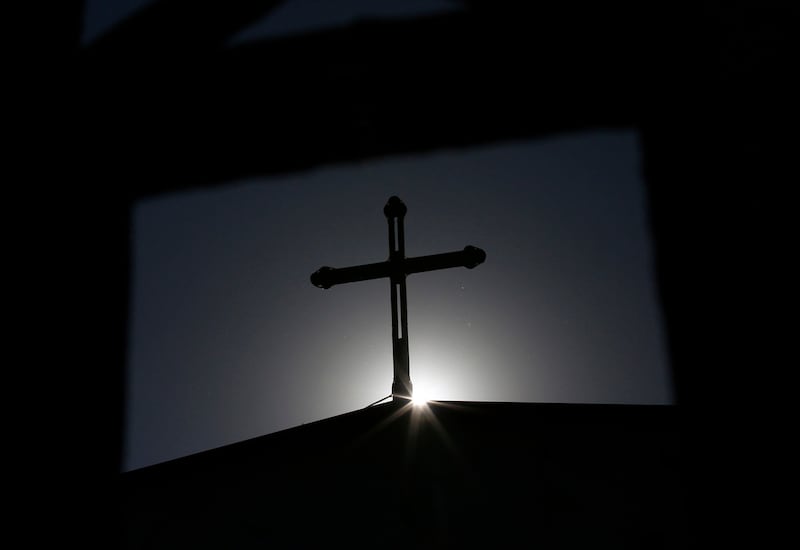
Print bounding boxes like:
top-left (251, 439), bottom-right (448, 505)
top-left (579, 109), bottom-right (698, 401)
top-left (121, 401), bottom-right (687, 547)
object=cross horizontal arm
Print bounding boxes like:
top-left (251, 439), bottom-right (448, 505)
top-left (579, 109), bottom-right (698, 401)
top-left (310, 246), bottom-right (486, 289)
top-left (310, 261), bottom-right (392, 289)
top-left (404, 246), bottom-right (487, 276)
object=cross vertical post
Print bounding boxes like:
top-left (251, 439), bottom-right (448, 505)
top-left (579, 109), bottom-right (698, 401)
top-left (385, 197), bottom-right (412, 401)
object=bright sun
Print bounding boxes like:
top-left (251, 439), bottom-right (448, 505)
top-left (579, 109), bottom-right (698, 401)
top-left (409, 366), bottom-right (448, 406)
top-left (411, 391), bottom-right (428, 406)
top-left (411, 381), bottom-right (438, 406)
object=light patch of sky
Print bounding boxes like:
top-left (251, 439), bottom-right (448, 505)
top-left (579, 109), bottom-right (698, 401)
top-left (230, 0), bottom-right (463, 44)
top-left (82, 0), bottom-right (156, 45)
top-left (81, 0), bottom-right (464, 46)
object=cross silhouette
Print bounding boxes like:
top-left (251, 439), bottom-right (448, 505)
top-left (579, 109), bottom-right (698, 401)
top-left (310, 196), bottom-right (486, 402)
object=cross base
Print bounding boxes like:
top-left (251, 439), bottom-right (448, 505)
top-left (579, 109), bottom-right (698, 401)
top-left (392, 380), bottom-right (413, 402)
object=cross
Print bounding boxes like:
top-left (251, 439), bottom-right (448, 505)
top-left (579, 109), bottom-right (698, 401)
top-left (310, 196), bottom-right (486, 403)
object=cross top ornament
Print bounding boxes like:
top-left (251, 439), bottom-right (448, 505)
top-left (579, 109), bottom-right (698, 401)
top-left (311, 196), bottom-right (486, 403)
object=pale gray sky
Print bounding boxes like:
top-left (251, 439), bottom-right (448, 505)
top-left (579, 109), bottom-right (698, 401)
top-left (126, 130), bottom-right (673, 471)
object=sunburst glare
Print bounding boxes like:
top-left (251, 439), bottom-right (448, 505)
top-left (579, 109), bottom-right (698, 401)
top-left (411, 391), bottom-right (429, 407)
top-left (410, 372), bottom-right (446, 406)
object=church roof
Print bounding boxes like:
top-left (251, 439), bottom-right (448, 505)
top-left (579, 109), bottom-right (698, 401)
top-left (121, 401), bottom-right (687, 547)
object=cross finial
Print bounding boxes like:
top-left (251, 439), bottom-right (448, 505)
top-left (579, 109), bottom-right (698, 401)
top-left (311, 197), bottom-right (486, 403)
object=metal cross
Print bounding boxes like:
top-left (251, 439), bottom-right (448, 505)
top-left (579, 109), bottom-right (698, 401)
top-left (310, 196), bottom-right (486, 402)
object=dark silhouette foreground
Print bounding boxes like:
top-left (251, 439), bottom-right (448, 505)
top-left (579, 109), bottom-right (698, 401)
top-left (121, 401), bottom-right (684, 548)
